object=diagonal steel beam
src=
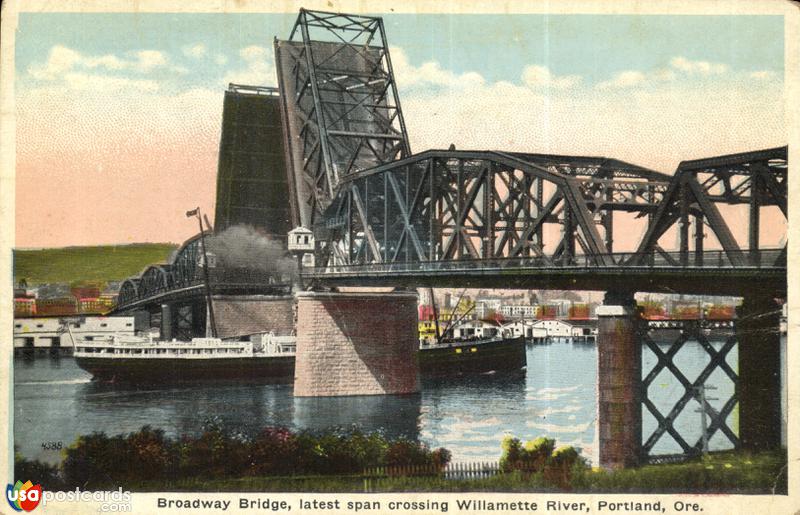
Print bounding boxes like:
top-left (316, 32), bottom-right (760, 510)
top-left (685, 176), bottom-right (745, 266)
top-left (508, 192), bottom-right (563, 256)
top-left (349, 184), bottom-right (382, 262)
top-left (386, 172), bottom-right (427, 261)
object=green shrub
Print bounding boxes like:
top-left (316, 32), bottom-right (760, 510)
top-left (14, 450), bottom-right (63, 491)
top-left (125, 426), bottom-right (178, 480)
top-left (500, 435), bottom-right (556, 474)
top-left (177, 425), bottom-right (249, 479)
top-left (62, 432), bottom-right (129, 489)
top-left (248, 427), bottom-right (298, 476)
top-left (544, 445), bottom-right (584, 489)
top-left (52, 424), bottom-right (452, 487)
top-left (499, 436), bottom-right (523, 472)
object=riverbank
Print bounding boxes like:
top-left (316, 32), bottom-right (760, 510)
top-left (121, 450), bottom-right (787, 494)
top-left (16, 423), bottom-right (785, 494)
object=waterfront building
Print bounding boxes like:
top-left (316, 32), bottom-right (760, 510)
top-left (13, 283), bottom-right (38, 317)
top-left (501, 320), bottom-right (535, 339)
top-left (14, 297), bottom-right (37, 317)
top-left (530, 319), bottom-right (574, 343)
top-left (13, 316), bottom-right (135, 353)
top-left (569, 320), bottom-right (598, 343)
top-left (35, 297), bottom-right (80, 316)
top-left (452, 320), bottom-right (502, 339)
top-left (418, 319), bottom-right (439, 344)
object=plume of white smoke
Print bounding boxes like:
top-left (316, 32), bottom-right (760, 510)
top-left (205, 225), bottom-right (297, 277)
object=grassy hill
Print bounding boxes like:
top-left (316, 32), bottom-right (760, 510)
top-left (13, 243), bottom-right (178, 286)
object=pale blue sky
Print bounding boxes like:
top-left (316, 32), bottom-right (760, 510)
top-left (15, 12), bottom-right (784, 91)
top-left (14, 11), bottom-right (787, 247)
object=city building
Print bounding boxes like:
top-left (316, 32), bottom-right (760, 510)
top-left (13, 316), bottom-right (136, 353)
top-left (500, 304), bottom-right (538, 318)
top-left (13, 297), bottom-right (37, 317)
top-left (530, 319), bottom-right (574, 343)
top-left (452, 320), bottom-right (502, 340)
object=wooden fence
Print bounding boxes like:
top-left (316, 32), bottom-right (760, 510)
top-left (361, 462), bottom-right (503, 492)
top-left (363, 461), bottom-right (502, 480)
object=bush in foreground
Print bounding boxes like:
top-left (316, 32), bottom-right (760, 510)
top-left (499, 435), bottom-right (585, 489)
top-left (29, 425), bottom-right (451, 489)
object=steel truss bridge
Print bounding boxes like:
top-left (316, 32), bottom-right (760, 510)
top-left (116, 234), bottom-right (290, 312)
top-left (270, 10), bottom-right (786, 464)
top-left (268, 10), bottom-right (788, 296)
top-left (108, 9), bottom-right (787, 463)
top-left (302, 146), bottom-right (786, 295)
top-left (114, 8), bottom-right (788, 311)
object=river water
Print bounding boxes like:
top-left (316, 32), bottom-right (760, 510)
top-left (13, 339), bottom-right (753, 466)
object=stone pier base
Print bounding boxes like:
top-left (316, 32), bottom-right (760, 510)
top-left (294, 291), bottom-right (420, 397)
top-left (596, 291), bottom-right (642, 469)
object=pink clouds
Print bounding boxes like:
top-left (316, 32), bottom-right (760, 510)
top-left (15, 43), bottom-right (787, 251)
top-left (16, 87), bottom-right (223, 247)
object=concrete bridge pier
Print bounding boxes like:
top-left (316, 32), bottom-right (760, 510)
top-left (596, 290), bottom-right (642, 469)
top-left (737, 294), bottom-right (782, 451)
top-left (294, 290), bottom-right (420, 397)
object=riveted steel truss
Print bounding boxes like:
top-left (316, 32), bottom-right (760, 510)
top-left (114, 234), bottom-right (291, 311)
top-left (509, 152), bottom-right (671, 252)
top-left (313, 145), bottom-right (787, 273)
top-left (633, 146), bottom-right (787, 267)
top-left (275, 9), bottom-right (411, 227)
top-left (117, 279), bottom-right (140, 306)
top-left (642, 320), bottom-right (739, 459)
top-left (318, 150), bottom-right (671, 268)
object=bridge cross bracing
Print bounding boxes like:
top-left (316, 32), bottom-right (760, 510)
top-left (114, 8), bottom-right (787, 311)
top-left (269, 9), bottom-right (786, 297)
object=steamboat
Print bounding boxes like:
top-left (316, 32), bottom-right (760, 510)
top-left (70, 208), bottom-right (296, 384)
top-left (71, 331), bottom-right (295, 383)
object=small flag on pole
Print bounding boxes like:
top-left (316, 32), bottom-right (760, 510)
top-left (186, 208), bottom-right (199, 217)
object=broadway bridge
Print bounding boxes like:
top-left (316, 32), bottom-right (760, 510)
top-left (113, 9), bottom-right (787, 469)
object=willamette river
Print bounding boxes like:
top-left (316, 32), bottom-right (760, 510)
top-left (14, 339), bottom-right (763, 466)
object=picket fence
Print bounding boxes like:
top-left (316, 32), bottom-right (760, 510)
top-left (362, 461), bottom-right (503, 481)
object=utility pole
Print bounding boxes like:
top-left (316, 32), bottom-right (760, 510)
top-left (694, 384), bottom-right (718, 456)
top-left (187, 207), bottom-right (218, 338)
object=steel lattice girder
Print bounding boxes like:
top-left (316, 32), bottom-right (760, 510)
top-left (275, 9), bottom-right (411, 228)
top-left (113, 234), bottom-right (292, 311)
top-left (315, 149), bottom-right (671, 267)
top-left (117, 279), bottom-right (140, 306)
top-left (641, 320), bottom-right (739, 458)
top-left (632, 146), bottom-right (787, 267)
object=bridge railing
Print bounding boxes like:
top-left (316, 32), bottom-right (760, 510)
top-left (304, 248), bottom-right (785, 276)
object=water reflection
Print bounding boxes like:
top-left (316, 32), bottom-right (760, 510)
top-left (293, 394), bottom-right (421, 440)
top-left (15, 339), bottom-right (754, 466)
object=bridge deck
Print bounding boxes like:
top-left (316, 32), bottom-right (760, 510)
top-left (303, 249), bottom-right (785, 296)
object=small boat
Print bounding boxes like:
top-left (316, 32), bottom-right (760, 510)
top-left (71, 331), bottom-right (296, 384)
top-left (418, 336), bottom-right (527, 376)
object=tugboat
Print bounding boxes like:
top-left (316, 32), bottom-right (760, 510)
top-left (418, 289), bottom-right (527, 376)
top-left (419, 335), bottom-right (527, 376)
